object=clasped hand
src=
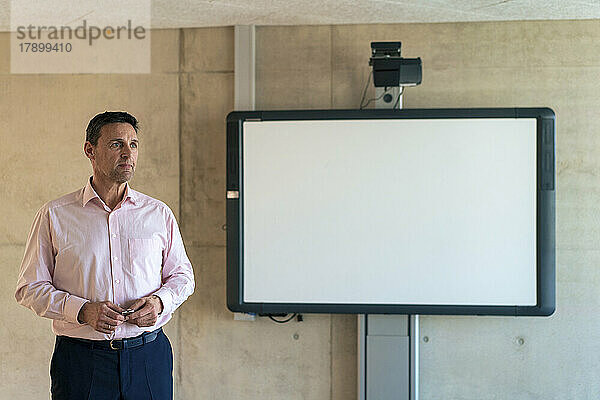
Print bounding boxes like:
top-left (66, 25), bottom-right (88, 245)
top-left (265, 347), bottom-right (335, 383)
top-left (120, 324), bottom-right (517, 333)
top-left (78, 296), bottom-right (163, 334)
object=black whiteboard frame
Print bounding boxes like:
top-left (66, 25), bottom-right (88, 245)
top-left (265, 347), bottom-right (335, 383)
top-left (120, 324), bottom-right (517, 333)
top-left (226, 108), bottom-right (555, 316)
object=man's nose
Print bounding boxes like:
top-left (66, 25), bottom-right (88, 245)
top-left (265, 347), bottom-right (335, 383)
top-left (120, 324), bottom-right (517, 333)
top-left (121, 145), bottom-right (133, 158)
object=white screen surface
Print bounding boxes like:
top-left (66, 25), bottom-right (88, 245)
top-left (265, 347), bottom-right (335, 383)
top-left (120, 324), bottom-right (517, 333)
top-left (242, 118), bottom-right (537, 306)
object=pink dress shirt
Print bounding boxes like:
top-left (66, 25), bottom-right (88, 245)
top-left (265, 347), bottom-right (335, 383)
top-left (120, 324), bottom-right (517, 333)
top-left (15, 177), bottom-right (195, 340)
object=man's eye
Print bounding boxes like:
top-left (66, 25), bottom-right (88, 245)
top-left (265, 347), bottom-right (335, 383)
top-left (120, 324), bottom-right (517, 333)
top-left (131, 143), bottom-right (137, 148)
top-left (110, 143), bottom-right (121, 148)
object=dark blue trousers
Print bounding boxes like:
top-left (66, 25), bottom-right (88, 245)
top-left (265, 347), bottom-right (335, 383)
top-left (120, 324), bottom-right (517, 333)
top-left (50, 329), bottom-right (173, 400)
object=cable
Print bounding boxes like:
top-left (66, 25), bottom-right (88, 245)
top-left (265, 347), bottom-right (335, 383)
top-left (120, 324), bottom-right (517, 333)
top-left (359, 68), bottom-right (406, 109)
top-left (268, 313), bottom-right (297, 324)
top-left (361, 86), bottom-right (392, 109)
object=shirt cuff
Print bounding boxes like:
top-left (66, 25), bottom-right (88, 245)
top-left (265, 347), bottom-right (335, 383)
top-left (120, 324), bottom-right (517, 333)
top-left (152, 288), bottom-right (173, 316)
top-left (64, 295), bottom-right (89, 325)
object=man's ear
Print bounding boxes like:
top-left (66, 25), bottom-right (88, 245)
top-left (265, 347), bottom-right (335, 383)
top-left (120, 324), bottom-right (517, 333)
top-left (84, 142), bottom-right (95, 160)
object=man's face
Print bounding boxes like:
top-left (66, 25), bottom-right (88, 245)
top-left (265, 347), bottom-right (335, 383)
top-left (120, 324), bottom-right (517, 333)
top-left (87, 122), bottom-right (138, 184)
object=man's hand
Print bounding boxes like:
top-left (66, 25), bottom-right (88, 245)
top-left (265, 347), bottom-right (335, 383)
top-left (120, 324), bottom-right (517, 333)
top-left (78, 301), bottom-right (125, 334)
top-left (126, 295), bottom-right (163, 327)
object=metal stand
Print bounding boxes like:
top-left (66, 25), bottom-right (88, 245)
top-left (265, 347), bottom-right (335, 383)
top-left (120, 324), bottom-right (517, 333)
top-left (410, 315), bottom-right (419, 400)
top-left (358, 315), bottom-right (419, 400)
top-left (234, 25), bottom-right (255, 111)
top-left (358, 85), bottom-right (419, 400)
top-left (232, 25), bottom-right (257, 323)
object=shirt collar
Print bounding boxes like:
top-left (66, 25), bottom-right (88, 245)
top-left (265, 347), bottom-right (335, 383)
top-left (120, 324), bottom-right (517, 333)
top-left (82, 176), bottom-right (139, 207)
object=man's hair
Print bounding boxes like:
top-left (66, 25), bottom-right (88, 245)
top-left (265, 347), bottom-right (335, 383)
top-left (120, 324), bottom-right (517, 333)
top-left (86, 111), bottom-right (139, 146)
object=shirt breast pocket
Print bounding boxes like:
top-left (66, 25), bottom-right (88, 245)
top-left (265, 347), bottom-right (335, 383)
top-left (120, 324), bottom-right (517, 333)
top-left (128, 238), bottom-right (163, 279)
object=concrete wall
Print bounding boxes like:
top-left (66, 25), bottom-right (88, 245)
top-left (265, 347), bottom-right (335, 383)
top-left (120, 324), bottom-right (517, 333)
top-left (2, 18), bottom-right (600, 400)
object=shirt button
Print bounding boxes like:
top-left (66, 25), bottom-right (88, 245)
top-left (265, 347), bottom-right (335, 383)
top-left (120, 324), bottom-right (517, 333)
top-left (115, 279), bottom-right (120, 284)
top-left (112, 234), bottom-right (117, 238)
top-left (114, 256), bottom-right (118, 261)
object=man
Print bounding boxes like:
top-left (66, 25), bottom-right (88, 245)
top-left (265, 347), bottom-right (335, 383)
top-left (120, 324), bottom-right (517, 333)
top-left (15, 111), bottom-right (195, 400)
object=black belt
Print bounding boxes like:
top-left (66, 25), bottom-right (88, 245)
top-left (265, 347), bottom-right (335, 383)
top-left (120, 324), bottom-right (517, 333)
top-left (59, 328), bottom-right (162, 350)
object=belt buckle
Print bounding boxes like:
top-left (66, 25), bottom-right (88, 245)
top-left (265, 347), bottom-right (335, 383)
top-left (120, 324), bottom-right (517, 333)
top-left (109, 339), bottom-right (122, 350)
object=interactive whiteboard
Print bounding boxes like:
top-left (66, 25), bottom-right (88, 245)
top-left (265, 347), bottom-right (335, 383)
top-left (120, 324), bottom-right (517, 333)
top-left (226, 108), bottom-right (555, 316)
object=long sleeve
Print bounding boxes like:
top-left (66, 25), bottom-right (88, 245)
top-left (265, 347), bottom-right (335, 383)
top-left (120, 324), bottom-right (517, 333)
top-left (153, 208), bottom-right (195, 317)
top-left (15, 204), bottom-right (88, 324)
